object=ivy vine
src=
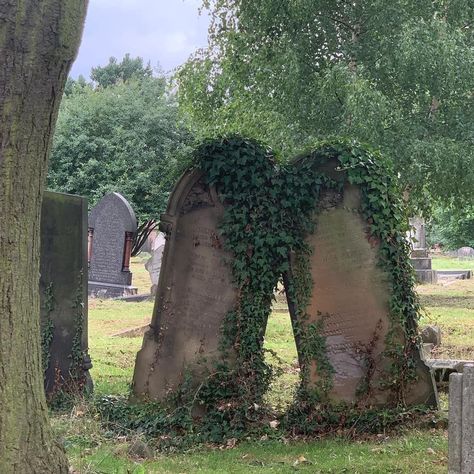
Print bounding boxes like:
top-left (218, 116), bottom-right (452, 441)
top-left (99, 136), bottom-right (429, 443)
top-left (41, 282), bottom-right (55, 376)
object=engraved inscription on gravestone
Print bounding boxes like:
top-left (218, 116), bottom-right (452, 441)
top-left (132, 169), bottom-right (238, 401)
top-left (285, 158), bottom-right (437, 407)
top-left (88, 192), bottom-right (138, 298)
top-left (40, 191), bottom-right (92, 395)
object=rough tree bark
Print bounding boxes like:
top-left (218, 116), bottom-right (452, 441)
top-left (0, 2), bottom-right (88, 472)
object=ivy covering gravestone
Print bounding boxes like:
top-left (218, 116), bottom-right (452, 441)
top-left (129, 136), bottom-right (437, 441)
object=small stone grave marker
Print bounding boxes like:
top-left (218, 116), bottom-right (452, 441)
top-left (133, 169), bottom-right (238, 400)
top-left (88, 192), bottom-right (138, 298)
top-left (40, 191), bottom-right (92, 396)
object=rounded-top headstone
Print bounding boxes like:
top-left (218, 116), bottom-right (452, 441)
top-left (457, 247), bottom-right (474, 258)
top-left (88, 192), bottom-right (138, 293)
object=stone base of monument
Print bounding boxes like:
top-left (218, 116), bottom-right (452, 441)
top-left (88, 281), bottom-right (138, 298)
top-left (448, 364), bottom-right (474, 474)
top-left (410, 248), bottom-right (438, 284)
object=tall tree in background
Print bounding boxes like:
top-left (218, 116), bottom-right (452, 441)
top-left (0, 2), bottom-right (87, 472)
top-left (49, 57), bottom-right (194, 220)
top-left (178, 0), bottom-right (474, 208)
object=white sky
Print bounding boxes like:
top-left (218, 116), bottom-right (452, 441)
top-left (71, 0), bottom-right (210, 78)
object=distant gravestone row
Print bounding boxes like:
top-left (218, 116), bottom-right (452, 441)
top-left (88, 192), bottom-right (138, 298)
top-left (132, 142), bottom-right (437, 409)
top-left (40, 191), bottom-right (92, 397)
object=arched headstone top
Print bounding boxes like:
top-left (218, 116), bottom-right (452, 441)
top-left (88, 192), bottom-right (138, 295)
top-left (158, 168), bottom-right (220, 235)
top-left (89, 192), bottom-right (137, 232)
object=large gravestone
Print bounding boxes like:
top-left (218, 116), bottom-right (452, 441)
top-left (133, 169), bottom-right (238, 400)
top-left (285, 158), bottom-right (437, 407)
top-left (40, 191), bottom-right (92, 396)
top-left (145, 232), bottom-right (166, 295)
top-left (408, 216), bottom-right (437, 284)
top-left (88, 192), bottom-right (138, 298)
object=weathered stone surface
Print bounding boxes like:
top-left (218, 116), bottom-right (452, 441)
top-left (132, 169), bottom-right (238, 400)
top-left (408, 216), bottom-right (427, 249)
top-left (408, 217), bottom-right (438, 284)
top-left (448, 373), bottom-right (463, 474)
top-left (458, 247), bottom-right (474, 259)
top-left (145, 232), bottom-right (166, 295)
top-left (286, 160), bottom-right (436, 407)
top-left (461, 364), bottom-right (474, 473)
top-left (88, 192), bottom-right (138, 298)
top-left (421, 325), bottom-right (442, 346)
top-left (40, 191), bottom-right (92, 395)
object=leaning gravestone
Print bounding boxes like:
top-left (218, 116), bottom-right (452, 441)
top-left (285, 155), bottom-right (437, 407)
top-left (40, 191), bottom-right (92, 397)
top-left (133, 169), bottom-right (238, 400)
top-left (88, 192), bottom-right (138, 298)
top-left (145, 232), bottom-right (166, 295)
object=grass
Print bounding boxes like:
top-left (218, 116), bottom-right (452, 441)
top-left (130, 253), bottom-right (153, 294)
top-left (431, 255), bottom-right (474, 271)
top-left (51, 257), bottom-right (474, 473)
top-left (63, 431), bottom-right (447, 473)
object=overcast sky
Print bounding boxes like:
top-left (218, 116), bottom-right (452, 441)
top-left (71, 0), bottom-right (210, 78)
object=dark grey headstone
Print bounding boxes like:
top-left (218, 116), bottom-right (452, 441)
top-left (40, 191), bottom-right (92, 397)
top-left (88, 192), bottom-right (138, 297)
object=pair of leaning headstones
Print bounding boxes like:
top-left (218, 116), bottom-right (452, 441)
top-left (133, 139), bottom-right (437, 408)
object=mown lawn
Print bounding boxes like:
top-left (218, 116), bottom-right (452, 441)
top-left (431, 255), bottom-right (474, 271)
top-left (51, 257), bottom-right (474, 473)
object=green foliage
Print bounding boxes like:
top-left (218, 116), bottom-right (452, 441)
top-left (48, 55), bottom-right (195, 220)
top-left (91, 54), bottom-right (153, 88)
top-left (41, 282), bottom-right (55, 375)
top-left (119, 136), bottom-right (424, 442)
top-left (178, 1), bottom-right (474, 208)
top-left (69, 271), bottom-right (85, 384)
top-left (429, 204), bottom-right (474, 249)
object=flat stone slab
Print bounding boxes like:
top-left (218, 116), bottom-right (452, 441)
top-left (437, 270), bottom-right (472, 280)
top-left (113, 325), bottom-right (149, 338)
top-left (426, 359), bottom-right (474, 382)
top-left (88, 281), bottom-right (138, 298)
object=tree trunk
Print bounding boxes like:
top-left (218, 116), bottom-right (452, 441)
top-left (0, 2), bottom-right (88, 472)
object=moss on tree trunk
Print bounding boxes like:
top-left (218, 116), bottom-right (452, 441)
top-left (0, 1), bottom-right (88, 472)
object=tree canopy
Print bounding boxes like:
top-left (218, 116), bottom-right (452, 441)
top-left (49, 56), bottom-right (194, 220)
top-left (178, 0), bottom-right (474, 209)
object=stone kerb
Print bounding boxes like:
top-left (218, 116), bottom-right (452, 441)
top-left (88, 192), bottom-right (138, 298)
top-left (449, 364), bottom-right (474, 474)
top-left (132, 169), bottom-right (238, 401)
